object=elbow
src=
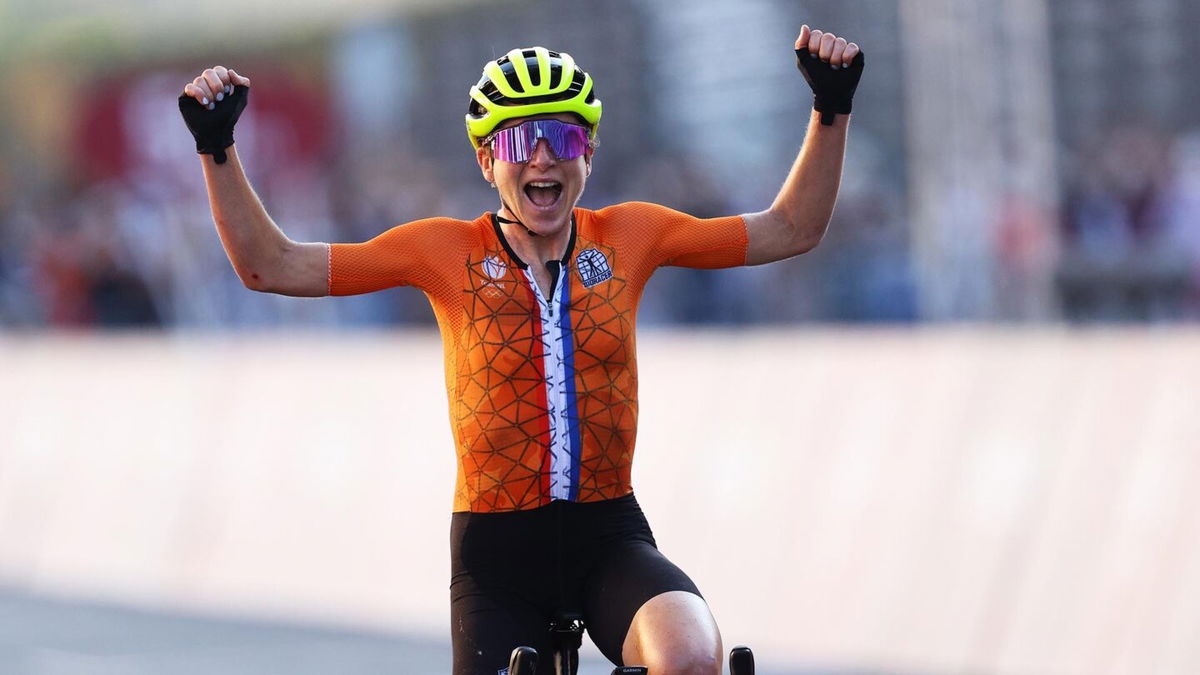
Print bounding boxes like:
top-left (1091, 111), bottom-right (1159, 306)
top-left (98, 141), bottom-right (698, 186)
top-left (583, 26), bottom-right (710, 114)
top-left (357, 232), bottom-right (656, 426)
top-left (765, 204), bottom-right (829, 259)
top-left (795, 227), bottom-right (826, 255)
top-left (238, 268), bottom-right (273, 293)
top-left (788, 218), bottom-right (829, 257)
top-left (748, 207), bottom-right (830, 265)
top-left (237, 242), bottom-right (293, 293)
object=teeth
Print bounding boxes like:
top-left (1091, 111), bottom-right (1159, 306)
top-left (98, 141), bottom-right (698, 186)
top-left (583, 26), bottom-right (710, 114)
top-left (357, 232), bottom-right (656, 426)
top-left (529, 181), bottom-right (559, 187)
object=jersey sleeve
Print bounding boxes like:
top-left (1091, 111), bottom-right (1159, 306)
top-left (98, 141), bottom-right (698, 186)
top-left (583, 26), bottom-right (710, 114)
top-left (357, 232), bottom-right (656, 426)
top-left (610, 201), bottom-right (748, 270)
top-left (329, 217), bottom-right (475, 296)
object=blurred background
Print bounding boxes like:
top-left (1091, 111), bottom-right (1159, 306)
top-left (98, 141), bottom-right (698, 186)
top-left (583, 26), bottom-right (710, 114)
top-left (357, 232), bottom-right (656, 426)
top-left (2, 0), bottom-right (1199, 673)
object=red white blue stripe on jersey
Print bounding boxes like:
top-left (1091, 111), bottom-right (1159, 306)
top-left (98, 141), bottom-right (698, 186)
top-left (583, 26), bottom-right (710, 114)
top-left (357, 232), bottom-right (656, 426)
top-left (523, 265), bottom-right (582, 503)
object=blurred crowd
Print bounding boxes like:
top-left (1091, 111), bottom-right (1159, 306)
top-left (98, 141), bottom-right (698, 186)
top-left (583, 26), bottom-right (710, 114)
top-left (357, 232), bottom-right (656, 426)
top-left (0, 68), bottom-right (914, 330)
top-left (0, 94), bottom-right (1197, 329)
top-left (1057, 127), bottom-right (1200, 322)
top-left (3, 0), bottom-right (1198, 330)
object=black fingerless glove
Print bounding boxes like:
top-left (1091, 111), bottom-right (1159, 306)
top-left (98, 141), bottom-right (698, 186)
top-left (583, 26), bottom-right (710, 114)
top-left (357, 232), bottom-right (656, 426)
top-left (795, 49), bottom-right (864, 126)
top-left (178, 85), bottom-right (249, 164)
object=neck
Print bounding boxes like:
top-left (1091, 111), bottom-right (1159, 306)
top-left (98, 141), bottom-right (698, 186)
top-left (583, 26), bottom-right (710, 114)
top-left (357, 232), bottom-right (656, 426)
top-left (498, 205), bottom-right (573, 264)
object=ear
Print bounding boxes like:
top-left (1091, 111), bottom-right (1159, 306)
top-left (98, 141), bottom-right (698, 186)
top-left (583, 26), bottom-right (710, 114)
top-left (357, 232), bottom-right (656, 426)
top-left (584, 147), bottom-right (594, 177)
top-left (476, 145), bottom-right (495, 183)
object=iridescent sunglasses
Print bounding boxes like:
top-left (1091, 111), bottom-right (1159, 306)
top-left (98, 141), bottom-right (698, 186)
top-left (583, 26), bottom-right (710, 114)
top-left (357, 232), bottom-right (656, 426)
top-left (484, 119), bottom-right (591, 163)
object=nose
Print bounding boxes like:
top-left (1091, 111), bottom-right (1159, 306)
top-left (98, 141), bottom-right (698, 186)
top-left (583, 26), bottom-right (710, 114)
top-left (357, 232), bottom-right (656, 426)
top-left (527, 138), bottom-right (557, 166)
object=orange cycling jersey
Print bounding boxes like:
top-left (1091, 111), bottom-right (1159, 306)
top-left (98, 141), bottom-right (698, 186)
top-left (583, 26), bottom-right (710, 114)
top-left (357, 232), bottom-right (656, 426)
top-left (330, 201), bottom-right (747, 512)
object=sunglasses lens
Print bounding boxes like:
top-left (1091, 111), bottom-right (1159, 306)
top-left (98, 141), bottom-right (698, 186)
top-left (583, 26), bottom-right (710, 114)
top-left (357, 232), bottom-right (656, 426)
top-left (489, 125), bottom-right (528, 163)
top-left (535, 120), bottom-right (589, 160)
top-left (489, 120), bottom-right (589, 163)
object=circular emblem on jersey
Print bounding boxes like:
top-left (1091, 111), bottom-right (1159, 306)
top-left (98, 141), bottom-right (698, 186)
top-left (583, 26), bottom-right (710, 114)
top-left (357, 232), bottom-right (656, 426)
top-left (482, 255), bottom-right (507, 280)
top-left (575, 248), bottom-right (613, 288)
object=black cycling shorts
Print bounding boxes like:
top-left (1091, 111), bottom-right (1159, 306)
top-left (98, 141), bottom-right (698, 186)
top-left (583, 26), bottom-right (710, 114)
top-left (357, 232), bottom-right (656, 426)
top-left (449, 493), bottom-right (702, 674)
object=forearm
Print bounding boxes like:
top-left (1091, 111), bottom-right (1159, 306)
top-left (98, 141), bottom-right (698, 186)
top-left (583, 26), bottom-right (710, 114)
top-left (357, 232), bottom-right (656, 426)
top-left (745, 109), bottom-right (849, 265)
top-left (200, 145), bottom-right (295, 291)
top-left (772, 109), bottom-right (849, 249)
top-left (743, 25), bottom-right (861, 265)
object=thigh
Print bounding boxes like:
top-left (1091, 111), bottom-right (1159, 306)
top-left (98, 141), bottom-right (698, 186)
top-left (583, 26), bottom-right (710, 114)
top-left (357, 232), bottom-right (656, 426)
top-left (451, 510), bottom-right (557, 675)
top-left (581, 540), bottom-right (704, 666)
top-left (451, 588), bottom-right (554, 675)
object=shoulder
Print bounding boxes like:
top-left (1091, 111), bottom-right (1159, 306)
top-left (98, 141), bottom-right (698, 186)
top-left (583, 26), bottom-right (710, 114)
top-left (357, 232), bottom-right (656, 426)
top-left (381, 215), bottom-right (483, 235)
top-left (589, 201), bottom-right (682, 222)
top-left (370, 215), bottom-right (485, 247)
top-left (583, 201), bottom-right (689, 235)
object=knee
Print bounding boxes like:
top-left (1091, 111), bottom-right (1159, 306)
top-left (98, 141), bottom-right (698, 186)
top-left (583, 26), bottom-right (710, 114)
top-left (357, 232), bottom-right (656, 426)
top-left (642, 646), bottom-right (721, 675)
top-left (622, 591), bottom-right (723, 674)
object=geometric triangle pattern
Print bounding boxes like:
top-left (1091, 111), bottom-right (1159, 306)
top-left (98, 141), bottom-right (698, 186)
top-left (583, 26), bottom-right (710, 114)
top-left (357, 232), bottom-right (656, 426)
top-left (329, 203), bottom-right (748, 513)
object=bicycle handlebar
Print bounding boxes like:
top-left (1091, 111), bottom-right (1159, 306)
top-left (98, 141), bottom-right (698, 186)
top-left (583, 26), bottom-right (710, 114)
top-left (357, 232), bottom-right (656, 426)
top-left (730, 645), bottom-right (754, 675)
top-left (509, 646), bottom-right (538, 675)
top-left (508, 609), bottom-right (753, 674)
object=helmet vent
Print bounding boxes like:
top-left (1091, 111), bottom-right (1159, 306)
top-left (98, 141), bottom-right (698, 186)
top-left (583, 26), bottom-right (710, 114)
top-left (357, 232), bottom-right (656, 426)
top-left (477, 79), bottom-right (506, 105)
top-left (569, 71), bottom-right (586, 95)
top-left (528, 58), bottom-right (543, 88)
top-left (497, 60), bottom-right (523, 92)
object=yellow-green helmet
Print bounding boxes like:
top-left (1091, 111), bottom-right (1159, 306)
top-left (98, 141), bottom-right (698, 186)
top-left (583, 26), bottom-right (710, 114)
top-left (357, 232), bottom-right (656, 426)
top-left (466, 46), bottom-right (602, 149)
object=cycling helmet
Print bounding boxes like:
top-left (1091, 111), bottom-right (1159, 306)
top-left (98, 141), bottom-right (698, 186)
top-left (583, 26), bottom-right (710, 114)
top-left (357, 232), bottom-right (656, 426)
top-left (466, 46), bottom-right (602, 149)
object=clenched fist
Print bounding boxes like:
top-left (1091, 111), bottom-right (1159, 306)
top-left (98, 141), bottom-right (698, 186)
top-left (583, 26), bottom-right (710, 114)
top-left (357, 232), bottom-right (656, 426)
top-left (794, 25), bottom-right (864, 126)
top-left (179, 66), bottom-right (252, 164)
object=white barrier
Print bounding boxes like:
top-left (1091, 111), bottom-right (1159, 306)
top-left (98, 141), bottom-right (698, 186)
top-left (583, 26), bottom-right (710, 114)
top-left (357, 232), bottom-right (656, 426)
top-left (2, 328), bottom-right (1198, 674)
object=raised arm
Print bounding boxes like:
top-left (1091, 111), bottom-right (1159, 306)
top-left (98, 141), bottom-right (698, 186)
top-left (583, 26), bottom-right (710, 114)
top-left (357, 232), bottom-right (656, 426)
top-left (743, 26), bottom-right (863, 266)
top-left (181, 66), bottom-right (329, 297)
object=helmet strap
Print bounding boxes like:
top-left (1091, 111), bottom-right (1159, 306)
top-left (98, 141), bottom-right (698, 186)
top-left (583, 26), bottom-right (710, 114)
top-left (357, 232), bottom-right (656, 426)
top-left (497, 199), bottom-right (540, 237)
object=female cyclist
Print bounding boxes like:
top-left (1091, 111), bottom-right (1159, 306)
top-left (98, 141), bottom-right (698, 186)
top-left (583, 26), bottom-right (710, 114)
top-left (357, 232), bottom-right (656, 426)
top-left (179, 25), bottom-right (863, 675)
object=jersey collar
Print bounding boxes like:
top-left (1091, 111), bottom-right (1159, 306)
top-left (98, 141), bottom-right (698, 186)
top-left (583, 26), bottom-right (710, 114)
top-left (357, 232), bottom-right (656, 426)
top-left (489, 211), bottom-right (577, 271)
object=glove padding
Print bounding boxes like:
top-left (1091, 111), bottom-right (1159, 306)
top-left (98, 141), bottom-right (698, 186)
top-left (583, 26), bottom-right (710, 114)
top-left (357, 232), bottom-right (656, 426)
top-left (795, 49), bottom-right (864, 126)
top-left (178, 85), bottom-right (249, 164)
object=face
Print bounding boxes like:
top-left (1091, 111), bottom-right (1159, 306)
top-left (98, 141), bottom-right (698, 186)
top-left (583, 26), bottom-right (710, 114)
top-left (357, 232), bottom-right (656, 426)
top-left (476, 112), bottom-right (593, 237)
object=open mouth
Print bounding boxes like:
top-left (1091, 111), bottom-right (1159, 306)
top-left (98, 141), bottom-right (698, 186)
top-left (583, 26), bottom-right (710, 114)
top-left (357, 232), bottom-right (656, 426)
top-left (523, 180), bottom-right (563, 209)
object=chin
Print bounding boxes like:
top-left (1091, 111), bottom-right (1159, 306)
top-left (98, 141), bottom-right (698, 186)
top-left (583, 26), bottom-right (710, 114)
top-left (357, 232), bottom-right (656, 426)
top-left (523, 213), bottom-right (570, 236)
top-left (516, 198), bottom-right (574, 233)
